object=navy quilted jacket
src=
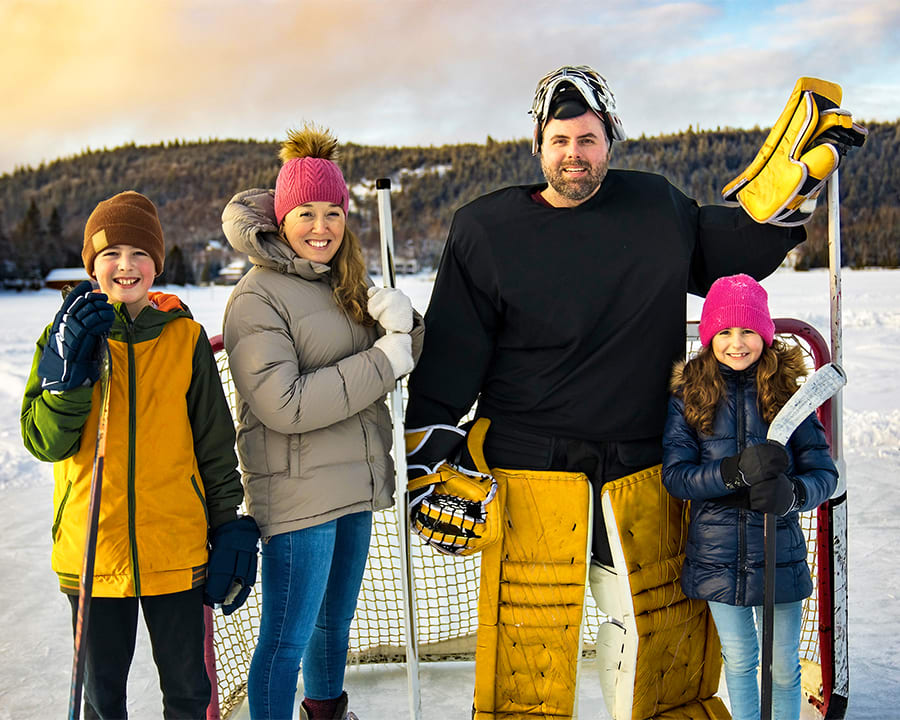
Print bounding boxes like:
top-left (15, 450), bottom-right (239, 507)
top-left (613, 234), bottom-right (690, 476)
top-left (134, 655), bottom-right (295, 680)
top-left (662, 364), bottom-right (838, 606)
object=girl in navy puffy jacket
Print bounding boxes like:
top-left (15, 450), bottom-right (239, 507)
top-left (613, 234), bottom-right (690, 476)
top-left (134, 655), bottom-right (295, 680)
top-left (662, 274), bottom-right (838, 720)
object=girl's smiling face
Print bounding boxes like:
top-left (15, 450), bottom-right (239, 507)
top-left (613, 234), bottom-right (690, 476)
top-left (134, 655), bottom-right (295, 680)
top-left (711, 327), bottom-right (765, 371)
top-left (92, 244), bottom-right (155, 318)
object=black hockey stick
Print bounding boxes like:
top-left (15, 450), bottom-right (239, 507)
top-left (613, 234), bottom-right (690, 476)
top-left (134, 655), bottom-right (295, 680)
top-left (68, 340), bottom-right (112, 720)
top-left (760, 361), bottom-right (846, 720)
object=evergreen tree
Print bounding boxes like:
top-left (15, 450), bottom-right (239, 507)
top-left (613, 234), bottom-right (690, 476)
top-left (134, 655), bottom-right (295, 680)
top-left (161, 245), bottom-right (194, 286)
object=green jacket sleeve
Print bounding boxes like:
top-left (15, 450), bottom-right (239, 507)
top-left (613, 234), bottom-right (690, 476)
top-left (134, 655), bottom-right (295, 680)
top-left (21, 325), bottom-right (95, 462)
top-left (187, 326), bottom-right (244, 529)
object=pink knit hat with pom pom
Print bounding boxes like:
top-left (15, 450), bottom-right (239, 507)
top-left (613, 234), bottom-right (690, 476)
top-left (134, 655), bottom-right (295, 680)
top-left (273, 125), bottom-right (349, 224)
top-left (699, 274), bottom-right (775, 346)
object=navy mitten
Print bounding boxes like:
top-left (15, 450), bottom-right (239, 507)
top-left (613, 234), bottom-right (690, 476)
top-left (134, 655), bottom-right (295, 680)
top-left (204, 516), bottom-right (260, 615)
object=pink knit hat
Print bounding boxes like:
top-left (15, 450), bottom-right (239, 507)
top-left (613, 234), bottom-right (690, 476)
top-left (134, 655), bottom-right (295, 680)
top-left (699, 274), bottom-right (775, 346)
top-left (273, 126), bottom-right (349, 224)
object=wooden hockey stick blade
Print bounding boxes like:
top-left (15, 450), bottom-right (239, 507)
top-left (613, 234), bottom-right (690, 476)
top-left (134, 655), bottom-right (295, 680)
top-left (68, 341), bottom-right (112, 720)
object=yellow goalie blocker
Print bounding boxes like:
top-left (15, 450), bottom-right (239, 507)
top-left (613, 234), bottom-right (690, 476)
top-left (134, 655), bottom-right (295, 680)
top-left (722, 77), bottom-right (866, 226)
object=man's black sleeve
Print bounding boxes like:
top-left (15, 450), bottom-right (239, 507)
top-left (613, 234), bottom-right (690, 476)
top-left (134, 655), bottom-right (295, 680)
top-left (405, 212), bottom-right (501, 429)
top-left (689, 204), bottom-right (806, 296)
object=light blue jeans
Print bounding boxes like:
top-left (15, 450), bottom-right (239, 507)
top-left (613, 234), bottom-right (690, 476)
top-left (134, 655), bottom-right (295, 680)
top-left (708, 600), bottom-right (804, 720)
top-left (248, 511), bottom-right (372, 720)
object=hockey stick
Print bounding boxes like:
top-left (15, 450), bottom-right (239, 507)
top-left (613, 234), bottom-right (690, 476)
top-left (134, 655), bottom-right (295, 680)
top-left (68, 339), bottom-right (112, 720)
top-left (375, 177), bottom-right (422, 720)
top-left (760, 361), bottom-right (846, 720)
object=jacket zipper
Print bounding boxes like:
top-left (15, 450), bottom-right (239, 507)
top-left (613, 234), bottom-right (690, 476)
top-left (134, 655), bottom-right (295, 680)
top-left (736, 372), bottom-right (747, 605)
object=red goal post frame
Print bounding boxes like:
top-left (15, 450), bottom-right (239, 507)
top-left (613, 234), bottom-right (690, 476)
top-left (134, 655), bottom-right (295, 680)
top-left (204, 318), bottom-right (846, 719)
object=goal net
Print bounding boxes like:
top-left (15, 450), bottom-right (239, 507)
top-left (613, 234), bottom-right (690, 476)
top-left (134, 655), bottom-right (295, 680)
top-left (206, 319), bottom-right (840, 719)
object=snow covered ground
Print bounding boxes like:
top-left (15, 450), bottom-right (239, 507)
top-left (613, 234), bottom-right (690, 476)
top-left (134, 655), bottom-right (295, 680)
top-left (1, 267), bottom-right (898, 719)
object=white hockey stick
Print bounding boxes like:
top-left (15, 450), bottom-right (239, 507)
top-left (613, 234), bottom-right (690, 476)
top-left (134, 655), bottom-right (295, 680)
top-left (760, 360), bottom-right (846, 720)
top-left (766, 362), bottom-right (847, 446)
top-left (375, 178), bottom-right (422, 720)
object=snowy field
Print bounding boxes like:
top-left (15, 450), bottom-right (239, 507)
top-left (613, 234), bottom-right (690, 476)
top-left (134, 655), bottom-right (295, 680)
top-left (1, 267), bottom-right (898, 719)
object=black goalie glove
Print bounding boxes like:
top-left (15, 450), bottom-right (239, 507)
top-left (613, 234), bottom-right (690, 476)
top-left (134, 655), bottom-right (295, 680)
top-left (406, 418), bottom-right (501, 556)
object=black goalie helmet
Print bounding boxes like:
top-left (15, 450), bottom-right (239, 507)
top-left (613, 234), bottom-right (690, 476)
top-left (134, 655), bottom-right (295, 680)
top-left (530, 65), bottom-right (627, 154)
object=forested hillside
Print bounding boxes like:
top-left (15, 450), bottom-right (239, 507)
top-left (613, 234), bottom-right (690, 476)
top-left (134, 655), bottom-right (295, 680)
top-left (1, 120), bottom-right (896, 285)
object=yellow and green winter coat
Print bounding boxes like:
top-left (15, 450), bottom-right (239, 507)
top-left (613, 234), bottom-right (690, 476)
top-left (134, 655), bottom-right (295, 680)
top-left (21, 291), bottom-right (244, 598)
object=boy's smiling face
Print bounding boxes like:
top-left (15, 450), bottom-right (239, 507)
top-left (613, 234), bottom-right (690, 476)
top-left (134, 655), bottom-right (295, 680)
top-left (93, 244), bottom-right (155, 319)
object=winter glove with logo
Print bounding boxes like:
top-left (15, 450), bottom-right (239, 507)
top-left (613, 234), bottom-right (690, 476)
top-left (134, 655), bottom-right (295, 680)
top-left (367, 286), bottom-right (414, 333)
top-left (748, 472), bottom-right (799, 515)
top-left (721, 441), bottom-right (790, 489)
top-left (204, 516), bottom-right (260, 615)
top-left (38, 281), bottom-right (115, 392)
top-left (374, 332), bottom-right (414, 379)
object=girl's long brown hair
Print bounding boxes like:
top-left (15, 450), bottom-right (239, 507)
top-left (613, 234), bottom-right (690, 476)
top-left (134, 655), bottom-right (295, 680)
top-left (674, 339), bottom-right (808, 435)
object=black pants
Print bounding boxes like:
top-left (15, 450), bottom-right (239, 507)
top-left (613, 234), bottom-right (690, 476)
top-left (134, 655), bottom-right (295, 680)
top-left (67, 587), bottom-right (210, 720)
top-left (481, 420), bottom-right (662, 565)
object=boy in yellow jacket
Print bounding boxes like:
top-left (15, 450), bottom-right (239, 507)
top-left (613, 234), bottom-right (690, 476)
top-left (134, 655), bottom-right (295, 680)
top-left (21, 191), bottom-right (258, 718)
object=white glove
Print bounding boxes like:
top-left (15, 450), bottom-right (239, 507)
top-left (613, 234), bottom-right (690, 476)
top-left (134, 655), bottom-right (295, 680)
top-left (367, 286), bottom-right (413, 333)
top-left (374, 332), bottom-right (414, 380)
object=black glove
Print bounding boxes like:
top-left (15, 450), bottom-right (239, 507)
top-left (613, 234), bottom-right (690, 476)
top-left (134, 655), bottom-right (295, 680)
top-left (749, 472), bottom-right (797, 515)
top-left (37, 281), bottom-right (115, 392)
top-left (204, 516), bottom-right (260, 615)
top-left (722, 441), bottom-right (790, 489)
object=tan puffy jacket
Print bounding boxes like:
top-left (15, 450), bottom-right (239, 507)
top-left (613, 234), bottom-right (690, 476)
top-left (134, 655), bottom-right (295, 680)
top-left (222, 189), bottom-right (423, 537)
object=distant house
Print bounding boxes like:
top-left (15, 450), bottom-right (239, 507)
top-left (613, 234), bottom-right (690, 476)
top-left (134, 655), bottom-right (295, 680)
top-left (216, 259), bottom-right (250, 285)
top-left (44, 267), bottom-right (91, 290)
top-left (367, 257), bottom-right (420, 276)
top-left (396, 257), bottom-right (419, 274)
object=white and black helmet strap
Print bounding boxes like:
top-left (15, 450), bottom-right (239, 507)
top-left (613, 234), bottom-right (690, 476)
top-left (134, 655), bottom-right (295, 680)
top-left (530, 65), bottom-right (627, 153)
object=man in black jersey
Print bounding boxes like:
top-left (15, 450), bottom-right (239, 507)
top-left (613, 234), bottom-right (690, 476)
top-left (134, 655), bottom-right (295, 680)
top-left (404, 65), bottom-right (806, 717)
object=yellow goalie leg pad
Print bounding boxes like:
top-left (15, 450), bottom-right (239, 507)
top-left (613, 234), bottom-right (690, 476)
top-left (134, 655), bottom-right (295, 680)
top-left (601, 465), bottom-right (730, 720)
top-left (474, 468), bottom-right (591, 720)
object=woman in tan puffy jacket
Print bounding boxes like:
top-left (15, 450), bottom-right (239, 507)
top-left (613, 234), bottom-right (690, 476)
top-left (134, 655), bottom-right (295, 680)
top-left (222, 125), bottom-right (423, 720)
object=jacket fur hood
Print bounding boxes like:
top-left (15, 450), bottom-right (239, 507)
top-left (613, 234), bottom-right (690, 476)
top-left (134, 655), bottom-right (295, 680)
top-left (670, 360), bottom-right (688, 394)
top-left (221, 188), bottom-right (330, 281)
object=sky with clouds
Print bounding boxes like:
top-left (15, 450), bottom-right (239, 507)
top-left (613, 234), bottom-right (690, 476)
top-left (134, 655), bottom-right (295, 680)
top-left (1, 0), bottom-right (898, 175)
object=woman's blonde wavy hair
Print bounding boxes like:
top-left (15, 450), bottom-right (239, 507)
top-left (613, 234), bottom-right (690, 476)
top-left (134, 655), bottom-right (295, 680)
top-left (673, 338), bottom-right (809, 435)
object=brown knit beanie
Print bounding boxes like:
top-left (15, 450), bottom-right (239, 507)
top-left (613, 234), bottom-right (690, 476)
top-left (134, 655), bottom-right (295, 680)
top-left (82, 191), bottom-right (165, 276)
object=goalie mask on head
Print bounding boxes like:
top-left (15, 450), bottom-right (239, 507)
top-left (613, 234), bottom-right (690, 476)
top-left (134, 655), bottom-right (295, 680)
top-left (407, 418), bottom-right (501, 556)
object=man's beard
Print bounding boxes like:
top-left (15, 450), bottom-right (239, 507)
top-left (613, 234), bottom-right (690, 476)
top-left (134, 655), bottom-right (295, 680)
top-left (541, 157), bottom-right (608, 203)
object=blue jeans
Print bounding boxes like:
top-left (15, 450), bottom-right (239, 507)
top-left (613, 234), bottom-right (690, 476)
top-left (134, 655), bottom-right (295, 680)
top-left (248, 511), bottom-right (372, 720)
top-left (708, 600), bottom-right (803, 720)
